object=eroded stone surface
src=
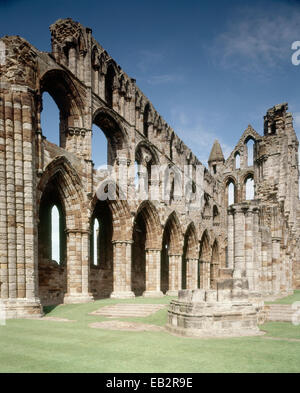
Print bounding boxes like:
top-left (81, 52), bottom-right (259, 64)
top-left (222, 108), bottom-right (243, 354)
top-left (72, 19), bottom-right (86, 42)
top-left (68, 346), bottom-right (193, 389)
top-left (89, 320), bottom-right (164, 332)
top-left (167, 283), bottom-right (264, 337)
top-left (0, 18), bottom-right (299, 323)
top-left (90, 303), bottom-right (167, 318)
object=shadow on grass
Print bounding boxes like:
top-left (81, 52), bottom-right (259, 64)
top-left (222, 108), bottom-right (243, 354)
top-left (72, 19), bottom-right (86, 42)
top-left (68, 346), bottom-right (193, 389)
top-left (43, 305), bottom-right (59, 315)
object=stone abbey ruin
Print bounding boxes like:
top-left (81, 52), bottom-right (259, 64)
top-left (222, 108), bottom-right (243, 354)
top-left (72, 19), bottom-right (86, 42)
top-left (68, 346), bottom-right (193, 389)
top-left (0, 19), bottom-right (299, 334)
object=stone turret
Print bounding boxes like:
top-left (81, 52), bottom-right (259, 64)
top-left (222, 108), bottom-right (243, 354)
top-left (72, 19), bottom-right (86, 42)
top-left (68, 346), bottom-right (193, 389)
top-left (208, 139), bottom-right (225, 174)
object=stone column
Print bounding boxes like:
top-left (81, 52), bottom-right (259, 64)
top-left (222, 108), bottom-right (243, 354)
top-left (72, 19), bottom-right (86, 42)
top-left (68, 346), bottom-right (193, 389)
top-left (99, 72), bottom-right (105, 101)
top-left (199, 261), bottom-right (205, 289)
top-left (143, 249), bottom-right (163, 297)
top-left (186, 258), bottom-right (198, 290)
top-left (280, 246), bottom-right (288, 292)
top-left (260, 227), bottom-right (270, 295)
top-left (203, 262), bottom-right (210, 289)
top-left (64, 229), bottom-right (93, 304)
top-left (233, 206), bottom-right (246, 278)
top-left (68, 46), bottom-right (77, 77)
top-left (227, 208), bottom-right (234, 269)
top-left (111, 240), bottom-right (135, 299)
top-left (167, 254), bottom-right (182, 296)
top-left (93, 68), bottom-right (99, 96)
top-left (271, 237), bottom-right (281, 294)
top-left (245, 208), bottom-right (254, 290)
top-left (0, 87), bottom-right (43, 318)
top-left (252, 207), bottom-right (261, 292)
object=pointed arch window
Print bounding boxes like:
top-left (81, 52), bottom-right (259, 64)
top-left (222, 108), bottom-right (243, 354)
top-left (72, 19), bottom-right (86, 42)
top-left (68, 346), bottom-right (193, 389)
top-left (105, 64), bottom-right (116, 108)
top-left (227, 180), bottom-right (235, 206)
top-left (92, 218), bottom-right (100, 266)
top-left (245, 175), bottom-right (255, 200)
top-left (143, 103), bottom-right (150, 138)
top-left (235, 152), bottom-right (240, 169)
top-left (51, 205), bottom-right (61, 264)
top-left (246, 138), bottom-right (255, 167)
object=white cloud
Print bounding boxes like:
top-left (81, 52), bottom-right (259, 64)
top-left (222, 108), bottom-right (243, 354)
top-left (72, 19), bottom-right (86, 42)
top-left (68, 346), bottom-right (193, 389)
top-left (211, 3), bottom-right (300, 74)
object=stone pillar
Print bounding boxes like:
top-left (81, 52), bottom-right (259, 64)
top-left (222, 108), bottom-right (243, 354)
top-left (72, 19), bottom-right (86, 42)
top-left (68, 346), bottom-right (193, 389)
top-left (245, 208), bottom-right (254, 290)
top-left (260, 227), bottom-right (270, 295)
top-left (64, 229), bottom-right (93, 304)
top-left (203, 262), bottom-right (211, 289)
top-left (271, 237), bottom-right (281, 294)
top-left (227, 208), bottom-right (234, 269)
top-left (99, 72), bottom-right (105, 101)
top-left (111, 240), bottom-right (135, 299)
top-left (186, 258), bottom-right (198, 290)
top-left (252, 207), bottom-right (261, 292)
top-left (143, 249), bottom-right (163, 297)
top-left (167, 254), bottom-right (182, 296)
top-left (93, 69), bottom-right (99, 96)
top-left (0, 85), bottom-right (43, 318)
top-left (233, 206), bottom-right (245, 277)
top-left (280, 246), bottom-right (288, 292)
top-left (199, 261), bottom-right (205, 289)
top-left (68, 46), bottom-right (77, 77)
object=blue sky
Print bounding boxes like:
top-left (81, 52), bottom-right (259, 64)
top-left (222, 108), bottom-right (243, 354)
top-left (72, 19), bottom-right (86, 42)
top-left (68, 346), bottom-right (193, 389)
top-left (1, 0), bottom-right (300, 167)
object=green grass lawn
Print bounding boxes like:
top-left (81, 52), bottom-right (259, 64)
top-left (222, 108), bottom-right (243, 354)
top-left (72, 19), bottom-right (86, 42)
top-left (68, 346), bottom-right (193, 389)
top-left (266, 290), bottom-right (300, 305)
top-left (0, 296), bottom-right (300, 373)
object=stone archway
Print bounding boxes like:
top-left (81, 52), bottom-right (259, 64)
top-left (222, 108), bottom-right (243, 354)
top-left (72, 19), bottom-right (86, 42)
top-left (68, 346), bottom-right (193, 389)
top-left (39, 69), bottom-right (86, 157)
top-left (182, 223), bottom-right (198, 290)
top-left (161, 212), bottom-right (183, 295)
top-left (90, 184), bottom-right (133, 299)
top-left (211, 240), bottom-right (220, 289)
top-left (89, 200), bottom-right (113, 299)
top-left (132, 201), bottom-right (162, 297)
top-left (199, 230), bottom-right (210, 289)
top-left (93, 107), bottom-right (129, 167)
top-left (37, 156), bottom-right (92, 305)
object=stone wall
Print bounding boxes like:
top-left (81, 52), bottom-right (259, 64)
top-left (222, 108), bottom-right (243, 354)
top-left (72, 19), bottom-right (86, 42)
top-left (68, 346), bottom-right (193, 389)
top-left (0, 19), bottom-right (299, 317)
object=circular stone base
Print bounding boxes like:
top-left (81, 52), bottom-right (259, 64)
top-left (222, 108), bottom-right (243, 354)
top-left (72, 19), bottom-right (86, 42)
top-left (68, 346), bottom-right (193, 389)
top-left (166, 323), bottom-right (264, 338)
top-left (167, 297), bottom-right (261, 338)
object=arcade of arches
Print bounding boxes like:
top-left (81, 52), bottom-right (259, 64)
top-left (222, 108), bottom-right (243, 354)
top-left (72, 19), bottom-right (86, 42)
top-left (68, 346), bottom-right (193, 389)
top-left (0, 19), bottom-right (299, 318)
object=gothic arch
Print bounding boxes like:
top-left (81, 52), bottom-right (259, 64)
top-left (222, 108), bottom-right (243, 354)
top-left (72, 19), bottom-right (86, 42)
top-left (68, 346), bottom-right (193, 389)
top-left (37, 156), bottom-right (87, 306)
top-left (93, 106), bottom-right (129, 165)
top-left (182, 222), bottom-right (198, 289)
top-left (143, 102), bottom-right (151, 138)
top-left (234, 151), bottom-right (241, 169)
top-left (90, 185), bottom-right (131, 241)
top-left (211, 239), bottom-right (220, 289)
top-left (89, 198), bottom-right (114, 299)
top-left (38, 156), bottom-right (86, 229)
top-left (134, 200), bottom-right (162, 249)
top-left (39, 69), bottom-right (85, 147)
top-left (224, 176), bottom-right (237, 206)
top-left (161, 211), bottom-right (183, 294)
top-left (245, 136), bottom-right (256, 167)
top-left (135, 141), bottom-right (159, 165)
top-left (243, 172), bottom-right (255, 201)
top-left (163, 211), bottom-right (183, 255)
top-left (131, 201), bottom-right (162, 296)
top-left (199, 229), bottom-right (211, 289)
top-left (104, 60), bottom-right (119, 107)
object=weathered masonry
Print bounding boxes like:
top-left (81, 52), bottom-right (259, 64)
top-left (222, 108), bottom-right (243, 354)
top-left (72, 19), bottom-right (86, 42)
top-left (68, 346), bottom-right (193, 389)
top-left (0, 19), bottom-right (299, 318)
